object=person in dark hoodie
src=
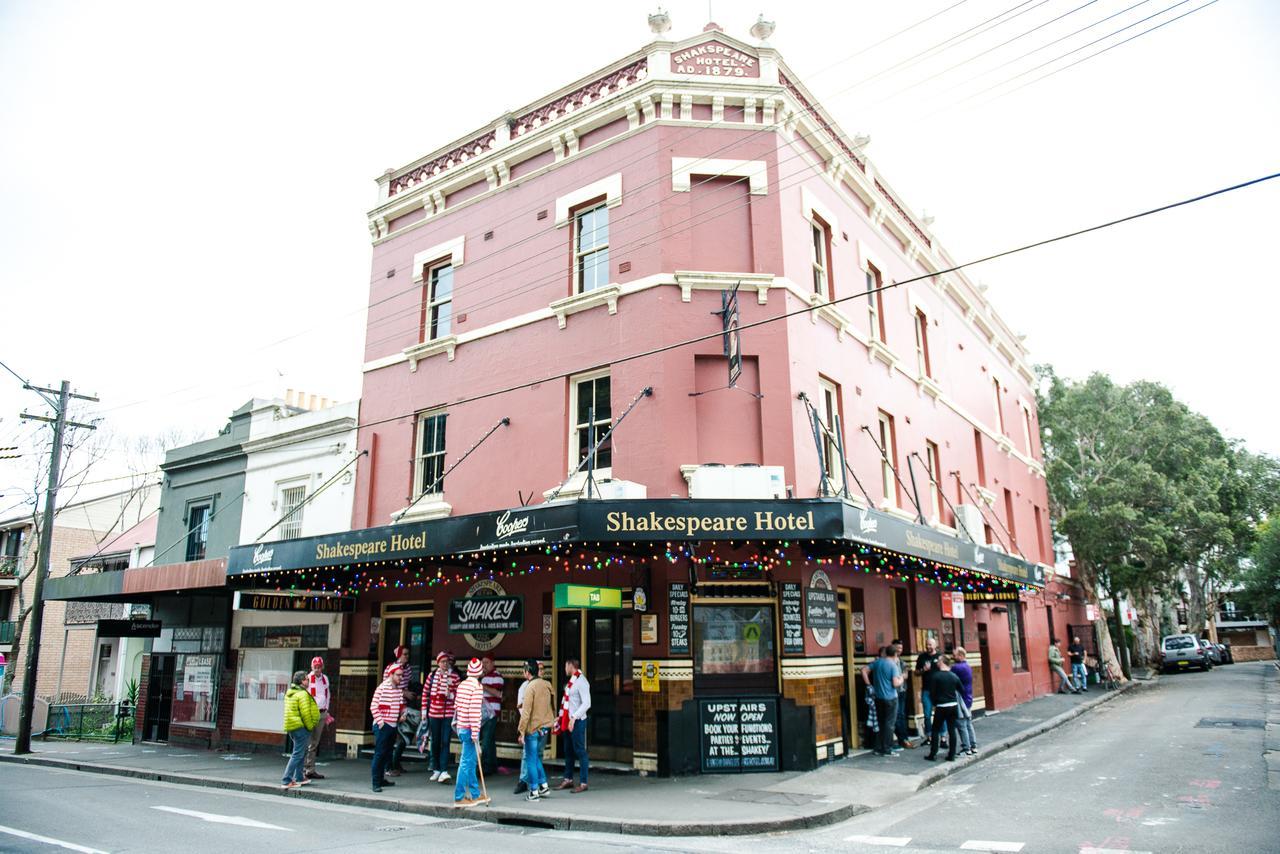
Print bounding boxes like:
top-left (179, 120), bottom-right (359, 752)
top-left (924, 656), bottom-right (962, 762)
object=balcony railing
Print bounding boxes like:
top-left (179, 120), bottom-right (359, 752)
top-left (0, 556), bottom-right (21, 578)
top-left (0, 621), bottom-right (16, 644)
top-left (1217, 610), bottom-right (1266, 624)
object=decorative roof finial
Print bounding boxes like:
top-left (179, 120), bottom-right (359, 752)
top-left (648, 8), bottom-right (671, 35)
top-left (749, 13), bottom-right (775, 43)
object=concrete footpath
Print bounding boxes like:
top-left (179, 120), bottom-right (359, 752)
top-left (0, 679), bottom-right (1145, 837)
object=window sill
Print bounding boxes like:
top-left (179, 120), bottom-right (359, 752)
top-left (867, 338), bottom-right (899, 368)
top-left (917, 374), bottom-right (942, 399)
top-left (808, 293), bottom-right (852, 340)
top-left (543, 468), bottom-right (614, 502)
top-left (549, 283), bottom-right (621, 329)
top-left (975, 485), bottom-right (997, 506)
top-left (393, 497), bottom-right (453, 523)
top-left (996, 435), bottom-right (1014, 456)
top-left (403, 335), bottom-right (458, 371)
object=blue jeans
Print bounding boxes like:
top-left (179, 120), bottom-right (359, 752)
top-left (371, 722), bottom-right (396, 787)
top-left (454, 729), bottom-right (481, 801)
top-left (1072, 662), bottom-right (1088, 690)
top-left (523, 728), bottom-right (547, 790)
top-left (562, 717), bottom-right (589, 784)
top-left (282, 727), bottom-right (308, 784)
top-left (480, 715), bottom-right (498, 773)
top-left (895, 692), bottom-right (909, 745)
top-left (956, 701), bottom-right (976, 751)
top-left (428, 716), bottom-right (452, 773)
top-left (921, 692), bottom-right (935, 739)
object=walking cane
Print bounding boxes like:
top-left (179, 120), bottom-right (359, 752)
top-left (475, 737), bottom-right (490, 805)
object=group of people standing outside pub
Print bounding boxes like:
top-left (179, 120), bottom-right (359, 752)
top-left (280, 649), bottom-right (593, 807)
top-left (863, 638), bottom-right (980, 762)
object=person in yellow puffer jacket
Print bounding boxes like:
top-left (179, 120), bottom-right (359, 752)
top-left (281, 671), bottom-right (319, 788)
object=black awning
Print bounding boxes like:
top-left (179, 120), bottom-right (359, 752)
top-left (227, 498), bottom-right (1045, 589)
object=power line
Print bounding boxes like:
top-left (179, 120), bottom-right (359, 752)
top-left (349, 170), bottom-right (1280, 433)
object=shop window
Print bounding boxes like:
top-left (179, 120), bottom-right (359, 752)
top-left (811, 216), bottom-right (832, 298)
top-left (692, 603), bottom-right (776, 694)
top-left (162, 626), bottom-right (224, 728)
top-left (185, 502), bottom-right (211, 562)
top-left (1007, 603), bottom-right (1027, 670)
top-left (414, 410), bottom-right (447, 498)
top-left (573, 201), bottom-right (609, 293)
top-left (865, 262), bottom-right (886, 343)
top-left (571, 371), bottom-right (612, 473)
top-left (277, 482), bottom-right (307, 540)
top-left (421, 261), bottom-right (454, 341)
top-left (234, 644), bottom-right (327, 731)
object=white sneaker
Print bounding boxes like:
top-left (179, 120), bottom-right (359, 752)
top-left (438, 771), bottom-right (451, 783)
top-left (429, 771), bottom-right (441, 782)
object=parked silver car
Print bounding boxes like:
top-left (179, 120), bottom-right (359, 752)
top-left (1162, 634), bottom-right (1211, 672)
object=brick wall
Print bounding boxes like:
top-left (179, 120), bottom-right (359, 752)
top-left (633, 671), bottom-right (693, 758)
top-left (7, 525), bottom-right (102, 699)
top-left (782, 672), bottom-right (844, 745)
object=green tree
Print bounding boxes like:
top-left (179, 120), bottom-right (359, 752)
top-left (1240, 519), bottom-right (1280, 628)
top-left (1035, 370), bottom-right (1238, 677)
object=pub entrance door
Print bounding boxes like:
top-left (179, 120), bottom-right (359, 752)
top-left (379, 603), bottom-right (434, 686)
top-left (555, 609), bottom-right (633, 763)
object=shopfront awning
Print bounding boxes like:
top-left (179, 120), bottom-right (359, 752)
top-left (227, 499), bottom-right (1045, 589)
top-left (44, 558), bottom-right (228, 602)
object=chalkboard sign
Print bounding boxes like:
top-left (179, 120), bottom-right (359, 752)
top-left (780, 583), bottom-right (804, 655)
top-left (805, 587), bottom-right (838, 630)
top-left (699, 697), bottom-right (779, 772)
top-left (669, 583), bottom-right (690, 655)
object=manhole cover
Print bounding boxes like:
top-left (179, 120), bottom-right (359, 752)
top-left (710, 789), bottom-right (821, 806)
top-left (375, 826), bottom-right (408, 833)
top-left (1195, 718), bottom-right (1265, 729)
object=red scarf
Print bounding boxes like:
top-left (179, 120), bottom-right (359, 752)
top-left (559, 670), bottom-right (580, 732)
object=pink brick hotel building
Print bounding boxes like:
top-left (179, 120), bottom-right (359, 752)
top-left (227, 22), bottom-right (1091, 774)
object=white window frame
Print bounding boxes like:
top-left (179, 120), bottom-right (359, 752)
top-left (877, 410), bottom-right (897, 508)
top-left (275, 478), bottom-right (309, 541)
top-left (866, 262), bottom-right (886, 343)
top-left (671, 158), bottom-right (768, 194)
top-left (555, 173), bottom-right (622, 227)
top-left (413, 409), bottom-right (448, 499)
top-left (992, 376), bottom-right (1006, 436)
top-left (811, 219), bottom-right (831, 299)
top-left (1018, 398), bottom-right (1034, 455)
top-left (569, 369), bottom-right (612, 478)
top-left (573, 201), bottom-right (610, 294)
top-left (913, 308), bottom-right (931, 379)
top-left (924, 440), bottom-right (943, 523)
top-left (411, 235), bottom-right (465, 283)
top-left (423, 259), bottom-right (454, 342)
top-left (818, 378), bottom-right (840, 489)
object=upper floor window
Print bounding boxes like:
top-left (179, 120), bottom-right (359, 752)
top-left (414, 411), bottom-right (448, 498)
top-left (0, 528), bottom-right (21, 558)
top-left (277, 482), bottom-right (307, 541)
top-left (572, 372), bottom-right (612, 472)
top-left (574, 202), bottom-right (610, 293)
top-left (974, 428), bottom-right (987, 487)
top-left (992, 377), bottom-right (1006, 435)
top-left (1004, 487), bottom-right (1018, 552)
top-left (866, 263), bottom-right (886, 343)
top-left (186, 502), bottom-right (211, 562)
top-left (925, 440), bottom-right (943, 522)
top-left (818, 378), bottom-right (841, 490)
top-left (811, 218), bottom-right (832, 298)
top-left (913, 309), bottom-right (932, 379)
top-left (422, 261), bottom-right (453, 341)
top-left (877, 410), bottom-right (898, 508)
top-left (1021, 403), bottom-right (1035, 455)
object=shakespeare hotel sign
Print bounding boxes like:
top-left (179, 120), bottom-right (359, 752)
top-left (671, 40), bottom-right (760, 78)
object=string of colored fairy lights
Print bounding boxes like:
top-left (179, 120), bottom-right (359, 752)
top-left (235, 539), bottom-right (1036, 600)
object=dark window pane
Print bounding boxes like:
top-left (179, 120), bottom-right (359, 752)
top-left (594, 376), bottom-right (611, 420)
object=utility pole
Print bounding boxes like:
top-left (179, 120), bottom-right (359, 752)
top-left (15, 380), bottom-right (97, 754)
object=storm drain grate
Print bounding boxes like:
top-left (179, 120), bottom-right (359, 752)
top-left (375, 826), bottom-right (408, 833)
top-left (1195, 718), bottom-right (1265, 729)
top-left (710, 789), bottom-right (822, 806)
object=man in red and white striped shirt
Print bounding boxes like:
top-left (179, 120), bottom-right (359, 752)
top-left (452, 658), bottom-right (488, 806)
top-left (369, 664), bottom-right (405, 793)
top-left (424, 652), bottom-right (459, 783)
top-left (303, 656), bottom-right (330, 780)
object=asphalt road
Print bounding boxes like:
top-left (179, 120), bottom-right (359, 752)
top-left (0, 662), bottom-right (1274, 853)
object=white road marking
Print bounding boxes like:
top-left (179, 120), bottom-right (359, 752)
top-left (1081, 849), bottom-right (1153, 854)
top-left (961, 843), bottom-right (1025, 852)
top-left (0, 824), bottom-right (109, 854)
top-left (843, 835), bottom-right (911, 846)
top-left (151, 806), bottom-right (293, 831)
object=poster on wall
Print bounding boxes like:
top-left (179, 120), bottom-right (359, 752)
top-left (183, 655), bottom-right (215, 693)
top-left (780, 583), bottom-right (804, 655)
top-left (640, 614), bottom-right (659, 644)
top-left (941, 591), bottom-right (965, 619)
top-left (698, 697), bottom-right (779, 772)
top-left (669, 583), bottom-right (690, 655)
top-left (807, 569), bottom-right (836, 646)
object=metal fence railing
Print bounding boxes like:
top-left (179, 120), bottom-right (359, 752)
top-left (41, 701), bottom-right (133, 743)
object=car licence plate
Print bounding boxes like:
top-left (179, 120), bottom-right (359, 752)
top-left (1178, 661), bottom-right (1189, 666)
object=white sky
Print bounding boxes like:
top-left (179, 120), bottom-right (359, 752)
top-left (2, 0), bottom-right (1277, 512)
